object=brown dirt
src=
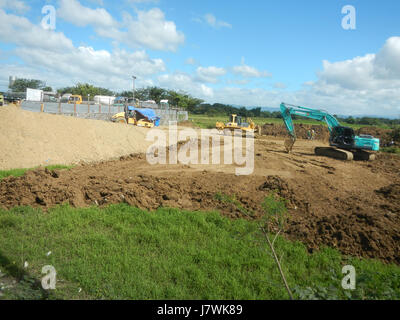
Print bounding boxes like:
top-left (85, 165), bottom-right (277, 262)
top-left (1, 134), bottom-right (399, 264)
top-left (0, 106), bottom-right (152, 170)
top-left (178, 120), bottom-right (196, 128)
top-left (261, 123), bottom-right (330, 141)
top-left (356, 127), bottom-right (396, 146)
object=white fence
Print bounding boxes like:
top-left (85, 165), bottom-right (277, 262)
top-left (20, 101), bottom-right (188, 125)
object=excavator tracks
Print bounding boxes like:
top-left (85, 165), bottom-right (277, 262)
top-left (314, 147), bottom-right (376, 161)
top-left (314, 147), bottom-right (353, 160)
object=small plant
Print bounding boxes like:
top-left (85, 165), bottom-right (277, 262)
top-left (215, 192), bottom-right (293, 299)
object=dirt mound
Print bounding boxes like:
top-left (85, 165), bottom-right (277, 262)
top-left (356, 127), bottom-right (394, 146)
top-left (261, 123), bottom-right (330, 141)
top-left (0, 162), bottom-right (269, 219)
top-left (1, 147), bottom-right (399, 264)
top-left (286, 190), bottom-right (400, 264)
top-left (376, 184), bottom-right (400, 202)
top-left (0, 106), bottom-right (152, 170)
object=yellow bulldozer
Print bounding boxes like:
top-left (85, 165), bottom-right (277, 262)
top-left (111, 105), bottom-right (160, 128)
top-left (216, 114), bottom-right (257, 133)
top-left (68, 95), bottom-right (82, 104)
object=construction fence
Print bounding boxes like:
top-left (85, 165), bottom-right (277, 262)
top-left (20, 101), bottom-right (188, 125)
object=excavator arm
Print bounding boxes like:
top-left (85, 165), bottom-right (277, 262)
top-left (279, 102), bottom-right (379, 160)
top-left (280, 102), bottom-right (340, 152)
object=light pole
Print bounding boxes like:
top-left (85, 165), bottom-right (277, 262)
top-left (132, 75), bottom-right (137, 102)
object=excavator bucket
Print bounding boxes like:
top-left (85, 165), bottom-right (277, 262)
top-left (284, 136), bottom-right (296, 153)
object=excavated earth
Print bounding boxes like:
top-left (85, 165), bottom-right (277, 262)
top-left (1, 132), bottom-right (399, 264)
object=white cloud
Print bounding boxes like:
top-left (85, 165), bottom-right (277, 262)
top-left (157, 66), bottom-right (225, 98)
top-left (0, 0), bottom-right (29, 13)
top-left (15, 46), bottom-right (165, 79)
top-left (58, 0), bottom-right (115, 28)
top-left (195, 66), bottom-right (226, 83)
top-left (204, 13), bottom-right (232, 28)
top-left (185, 57), bottom-right (197, 65)
top-left (195, 13), bottom-right (232, 29)
top-left (169, 37), bottom-right (400, 117)
top-left (158, 72), bottom-right (214, 98)
top-left (122, 8), bottom-right (185, 52)
top-left (127, 0), bottom-right (159, 3)
top-left (57, 1), bottom-right (184, 52)
top-left (301, 36), bottom-right (400, 115)
top-left (232, 59), bottom-right (272, 78)
top-left (375, 37), bottom-right (400, 79)
top-left (317, 37), bottom-right (400, 91)
top-left (0, 9), bottom-right (73, 52)
top-left (2, 2), bottom-right (400, 117)
top-left (273, 82), bottom-right (287, 89)
top-left (226, 79), bottom-right (250, 85)
top-left (2, 46), bottom-right (165, 91)
top-left (0, 8), bottom-right (165, 92)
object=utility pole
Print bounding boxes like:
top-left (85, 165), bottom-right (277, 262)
top-left (132, 75), bottom-right (137, 102)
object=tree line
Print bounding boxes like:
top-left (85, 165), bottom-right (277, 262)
top-left (196, 103), bottom-right (400, 127)
top-left (7, 78), bottom-right (400, 126)
top-left (9, 78), bottom-right (53, 93)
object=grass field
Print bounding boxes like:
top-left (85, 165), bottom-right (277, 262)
top-left (188, 114), bottom-right (388, 130)
top-left (0, 165), bottom-right (73, 181)
top-left (0, 204), bottom-right (399, 300)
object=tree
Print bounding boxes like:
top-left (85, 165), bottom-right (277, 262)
top-left (9, 78), bottom-right (47, 92)
top-left (42, 86), bottom-right (53, 92)
top-left (57, 83), bottom-right (114, 98)
top-left (148, 87), bottom-right (167, 104)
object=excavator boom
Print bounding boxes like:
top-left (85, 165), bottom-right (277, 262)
top-left (279, 102), bottom-right (379, 160)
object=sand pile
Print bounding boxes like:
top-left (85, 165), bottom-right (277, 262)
top-left (0, 106), bottom-right (152, 170)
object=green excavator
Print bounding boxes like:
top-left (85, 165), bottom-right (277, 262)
top-left (280, 102), bottom-right (380, 161)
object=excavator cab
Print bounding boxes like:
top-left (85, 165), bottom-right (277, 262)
top-left (330, 126), bottom-right (355, 149)
top-left (229, 114), bottom-right (242, 126)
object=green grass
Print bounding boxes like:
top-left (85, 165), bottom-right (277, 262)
top-left (0, 204), bottom-right (399, 300)
top-left (381, 146), bottom-right (400, 154)
top-left (0, 165), bottom-right (73, 181)
top-left (188, 114), bottom-right (386, 130)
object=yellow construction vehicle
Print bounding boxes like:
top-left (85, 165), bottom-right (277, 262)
top-left (216, 114), bottom-right (256, 132)
top-left (68, 95), bottom-right (82, 104)
top-left (112, 106), bottom-right (160, 128)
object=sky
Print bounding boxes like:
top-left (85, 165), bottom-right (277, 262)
top-left (0, 0), bottom-right (399, 117)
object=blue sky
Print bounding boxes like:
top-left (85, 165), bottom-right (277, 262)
top-left (0, 0), bottom-right (400, 116)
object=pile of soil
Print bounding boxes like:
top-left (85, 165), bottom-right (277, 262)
top-left (260, 123), bottom-right (330, 141)
top-left (287, 183), bottom-right (400, 264)
top-left (356, 127), bottom-right (395, 147)
top-left (0, 106), bottom-right (152, 170)
top-left (0, 162), bottom-right (269, 218)
top-left (1, 151), bottom-right (399, 264)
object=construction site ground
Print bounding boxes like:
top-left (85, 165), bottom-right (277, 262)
top-left (1, 107), bottom-right (399, 265)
